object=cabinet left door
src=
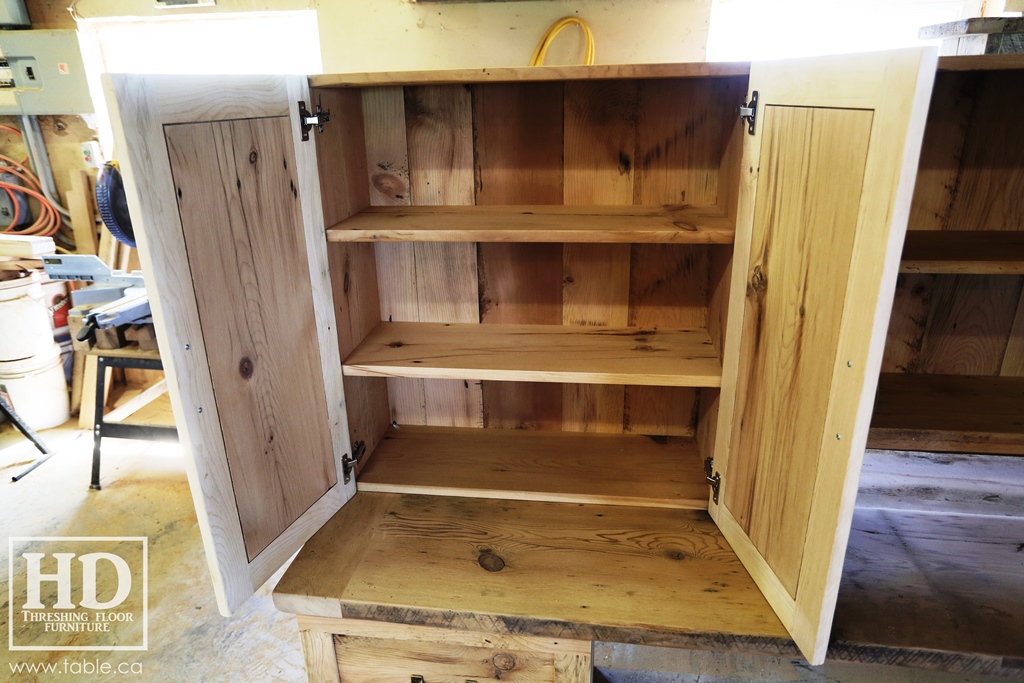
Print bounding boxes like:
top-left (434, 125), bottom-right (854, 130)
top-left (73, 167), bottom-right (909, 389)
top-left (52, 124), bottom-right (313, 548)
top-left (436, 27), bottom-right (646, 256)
top-left (104, 74), bottom-right (355, 614)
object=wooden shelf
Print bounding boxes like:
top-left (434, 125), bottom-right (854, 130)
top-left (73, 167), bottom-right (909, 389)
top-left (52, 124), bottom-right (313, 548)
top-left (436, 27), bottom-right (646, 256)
top-left (325, 205), bottom-right (735, 244)
top-left (900, 231), bottom-right (1024, 274)
top-left (310, 61), bottom-right (752, 88)
top-left (273, 493), bottom-right (789, 648)
top-left (868, 373), bottom-right (1024, 455)
top-left (343, 322), bottom-right (722, 387)
top-left (357, 425), bottom-right (709, 509)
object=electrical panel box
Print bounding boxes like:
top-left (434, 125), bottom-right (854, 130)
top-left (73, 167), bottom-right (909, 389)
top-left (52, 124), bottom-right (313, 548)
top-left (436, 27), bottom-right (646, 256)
top-left (0, 0), bottom-right (29, 28)
top-left (0, 30), bottom-right (94, 115)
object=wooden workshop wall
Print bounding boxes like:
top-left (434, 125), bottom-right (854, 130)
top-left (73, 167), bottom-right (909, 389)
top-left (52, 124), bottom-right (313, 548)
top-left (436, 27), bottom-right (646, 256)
top-left (883, 70), bottom-right (1024, 378)
top-left (355, 76), bottom-right (746, 437)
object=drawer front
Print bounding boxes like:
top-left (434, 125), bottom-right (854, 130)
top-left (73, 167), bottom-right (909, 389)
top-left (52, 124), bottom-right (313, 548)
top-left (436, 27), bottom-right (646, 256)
top-left (335, 635), bottom-right (557, 683)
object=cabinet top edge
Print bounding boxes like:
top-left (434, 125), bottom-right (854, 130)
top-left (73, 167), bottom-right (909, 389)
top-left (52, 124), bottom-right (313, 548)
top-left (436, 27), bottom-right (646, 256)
top-left (936, 53), bottom-right (1024, 71)
top-left (308, 61), bottom-right (752, 87)
top-left (308, 54), bottom-right (1024, 88)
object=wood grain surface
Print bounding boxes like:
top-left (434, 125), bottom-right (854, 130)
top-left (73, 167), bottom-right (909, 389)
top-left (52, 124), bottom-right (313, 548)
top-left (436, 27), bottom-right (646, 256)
top-left (326, 204), bottom-right (735, 243)
top-left (335, 635), bottom-right (558, 683)
top-left (343, 322), bottom-right (721, 387)
top-left (166, 117), bottom-right (335, 561)
top-left (900, 230), bottom-right (1024, 274)
top-left (310, 62), bottom-right (752, 88)
top-left (356, 425), bottom-right (708, 509)
top-left (869, 372), bottom-right (1024, 454)
top-left (562, 80), bottom-right (636, 433)
top-left (726, 106), bottom-right (873, 595)
top-left (712, 48), bottom-right (938, 665)
top-left (273, 493), bottom-right (788, 643)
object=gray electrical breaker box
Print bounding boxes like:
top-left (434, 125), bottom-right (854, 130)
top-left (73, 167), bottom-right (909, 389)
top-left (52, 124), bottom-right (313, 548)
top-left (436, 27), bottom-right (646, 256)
top-left (0, 30), bottom-right (94, 115)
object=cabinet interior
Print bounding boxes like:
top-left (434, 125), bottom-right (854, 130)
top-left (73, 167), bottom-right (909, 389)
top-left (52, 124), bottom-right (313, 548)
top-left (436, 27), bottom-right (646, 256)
top-left (871, 68), bottom-right (1024, 455)
top-left (313, 75), bottom-right (748, 509)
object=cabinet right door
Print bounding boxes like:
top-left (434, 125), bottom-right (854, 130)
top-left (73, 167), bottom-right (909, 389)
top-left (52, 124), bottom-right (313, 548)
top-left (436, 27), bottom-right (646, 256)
top-left (710, 48), bottom-right (938, 665)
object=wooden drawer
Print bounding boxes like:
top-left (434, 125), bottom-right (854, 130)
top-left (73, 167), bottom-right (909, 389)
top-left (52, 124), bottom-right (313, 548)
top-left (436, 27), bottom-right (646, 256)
top-left (298, 617), bottom-right (591, 683)
top-left (337, 636), bottom-right (559, 683)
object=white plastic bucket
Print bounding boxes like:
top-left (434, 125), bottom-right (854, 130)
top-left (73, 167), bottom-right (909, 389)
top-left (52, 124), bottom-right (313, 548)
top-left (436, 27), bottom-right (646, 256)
top-left (0, 272), bottom-right (54, 362)
top-left (40, 278), bottom-right (71, 334)
top-left (0, 343), bottom-right (70, 430)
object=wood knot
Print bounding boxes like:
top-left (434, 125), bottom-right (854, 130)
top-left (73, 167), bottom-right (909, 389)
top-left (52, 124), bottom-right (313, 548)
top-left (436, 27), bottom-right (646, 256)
top-left (249, 150), bottom-right (258, 164)
top-left (478, 551), bottom-right (505, 573)
top-left (239, 356), bottom-right (254, 379)
top-left (389, 341), bottom-right (403, 348)
top-left (672, 221), bottom-right (698, 232)
top-left (749, 265), bottom-right (767, 295)
top-left (492, 653), bottom-right (517, 671)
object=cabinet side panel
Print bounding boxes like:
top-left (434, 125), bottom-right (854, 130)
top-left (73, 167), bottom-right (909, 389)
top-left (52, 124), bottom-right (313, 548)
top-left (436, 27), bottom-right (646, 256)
top-left (474, 81), bottom-right (565, 430)
top-left (166, 117), bottom-right (336, 561)
top-left (562, 80), bottom-right (636, 433)
top-left (330, 241), bottom-right (390, 468)
top-left (724, 106), bottom-right (873, 595)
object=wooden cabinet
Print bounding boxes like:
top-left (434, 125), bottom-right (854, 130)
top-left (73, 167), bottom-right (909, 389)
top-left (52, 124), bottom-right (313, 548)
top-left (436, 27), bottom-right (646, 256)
top-left (105, 48), bottom-right (964, 673)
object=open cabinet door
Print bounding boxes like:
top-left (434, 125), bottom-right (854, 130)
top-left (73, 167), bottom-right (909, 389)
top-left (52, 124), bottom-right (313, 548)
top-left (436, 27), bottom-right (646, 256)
top-left (710, 49), bottom-right (937, 664)
top-left (103, 74), bottom-right (358, 614)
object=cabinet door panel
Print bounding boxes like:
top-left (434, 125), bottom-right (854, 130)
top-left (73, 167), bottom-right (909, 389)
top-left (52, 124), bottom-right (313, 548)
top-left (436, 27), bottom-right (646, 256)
top-left (104, 74), bottom-right (354, 614)
top-left (712, 48), bottom-right (937, 664)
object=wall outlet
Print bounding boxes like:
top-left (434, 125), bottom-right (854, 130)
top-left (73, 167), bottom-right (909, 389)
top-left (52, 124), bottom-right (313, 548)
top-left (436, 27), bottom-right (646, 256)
top-left (81, 141), bottom-right (102, 169)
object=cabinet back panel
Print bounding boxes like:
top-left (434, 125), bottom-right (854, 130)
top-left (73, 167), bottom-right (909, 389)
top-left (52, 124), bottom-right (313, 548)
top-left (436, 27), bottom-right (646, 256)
top-left (166, 117), bottom-right (335, 561)
top-left (725, 105), bottom-right (874, 596)
top-left (883, 273), bottom-right (1024, 376)
top-left (349, 76), bottom-right (747, 437)
top-left (908, 70), bottom-right (1024, 234)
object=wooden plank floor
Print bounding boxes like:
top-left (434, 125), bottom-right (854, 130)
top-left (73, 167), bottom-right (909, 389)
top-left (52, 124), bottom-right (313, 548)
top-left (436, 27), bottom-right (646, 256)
top-left (273, 493), bottom-right (789, 649)
top-left (326, 205), bottom-right (735, 243)
top-left (832, 450), bottom-right (1024, 670)
top-left (356, 425), bottom-right (708, 509)
top-left (343, 322), bottom-right (722, 387)
top-left (869, 373), bottom-right (1024, 454)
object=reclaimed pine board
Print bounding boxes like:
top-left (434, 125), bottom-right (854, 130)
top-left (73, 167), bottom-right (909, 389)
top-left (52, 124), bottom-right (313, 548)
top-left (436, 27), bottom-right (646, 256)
top-left (336, 636), bottom-right (558, 683)
top-left (343, 322), bottom-right (722, 388)
top-left (725, 106), bottom-right (874, 596)
top-left (1001, 291), bottom-right (1024, 376)
top-left (361, 86), bottom-right (411, 206)
top-left (166, 117), bottom-right (335, 561)
top-left (916, 274), bottom-right (1024, 375)
top-left (880, 273), bottom-right (935, 374)
top-left (868, 372), bottom-right (1024, 454)
top-left (273, 493), bottom-right (788, 643)
top-left (325, 204), bottom-right (735, 243)
top-left (356, 425), bottom-right (708, 509)
top-left (627, 77), bottom-right (743, 438)
top-left (309, 62), bottom-right (753, 88)
top-left (328, 242), bottom-right (391, 464)
top-left (562, 80), bottom-right (636, 433)
top-left (475, 81), bottom-right (565, 430)
top-left (373, 85), bottom-right (483, 427)
top-left (633, 77), bottom-right (748, 207)
top-left (901, 230), bottom-right (1024, 274)
top-left (623, 244), bottom-right (709, 437)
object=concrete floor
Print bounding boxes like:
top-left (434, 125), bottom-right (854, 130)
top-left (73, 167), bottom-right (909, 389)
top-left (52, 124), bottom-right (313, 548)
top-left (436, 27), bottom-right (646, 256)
top-left (1, 406), bottom-right (306, 683)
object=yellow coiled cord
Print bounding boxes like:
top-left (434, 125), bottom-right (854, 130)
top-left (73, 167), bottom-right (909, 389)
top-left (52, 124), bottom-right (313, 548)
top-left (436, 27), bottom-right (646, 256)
top-left (530, 17), bottom-right (595, 66)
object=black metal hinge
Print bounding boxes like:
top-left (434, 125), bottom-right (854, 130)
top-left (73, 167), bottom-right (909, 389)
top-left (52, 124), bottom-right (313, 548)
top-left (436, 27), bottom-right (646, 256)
top-left (737, 90), bottom-right (758, 136)
top-left (342, 440), bottom-right (366, 484)
top-left (298, 99), bottom-right (331, 142)
top-left (704, 457), bottom-right (721, 505)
